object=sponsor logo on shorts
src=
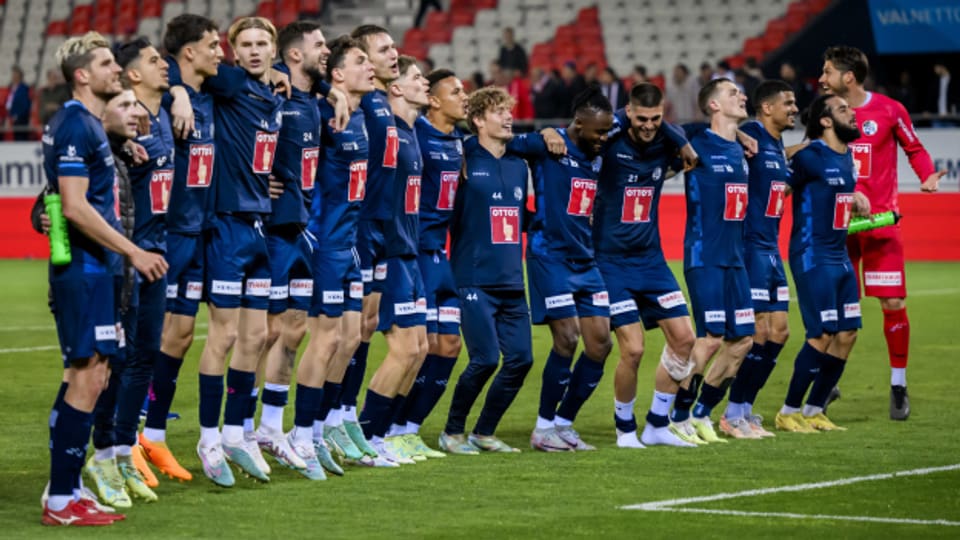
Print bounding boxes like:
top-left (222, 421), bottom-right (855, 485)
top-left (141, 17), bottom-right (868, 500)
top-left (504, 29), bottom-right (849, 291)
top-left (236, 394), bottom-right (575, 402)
top-left (438, 306), bottom-right (461, 323)
top-left (426, 308), bottom-right (438, 321)
top-left (610, 299), bottom-right (638, 315)
top-left (844, 303), bottom-right (862, 318)
top-left (95, 325), bottom-right (117, 342)
top-left (374, 263), bottom-right (388, 280)
top-left (545, 293), bottom-right (575, 309)
top-left (777, 287), bottom-right (790, 302)
top-left (751, 288), bottom-right (771, 301)
top-left (270, 286), bottom-right (289, 300)
top-left (704, 310), bottom-right (726, 323)
top-left (323, 290), bottom-right (345, 304)
top-left (211, 280), bottom-right (242, 296)
top-left (395, 301), bottom-right (417, 315)
top-left (416, 298), bottom-right (428, 313)
top-left (658, 291), bottom-right (687, 309)
top-left (289, 279), bottom-right (313, 297)
top-left (735, 308), bottom-right (755, 325)
top-left (349, 282), bottom-right (364, 299)
top-left (186, 281), bottom-right (203, 300)
top-left (246, 278), bottom-right (271, 297)
top-left (864, 271), bottom-right (902, 287)
top-left (166, 284), bottom-right (179, 299)
top-left (361, 269), bottom-right (373, 283)
top-left (820, 309), bottom-right (839, 322)
top-left (592, 291), bottom-right (610, 307)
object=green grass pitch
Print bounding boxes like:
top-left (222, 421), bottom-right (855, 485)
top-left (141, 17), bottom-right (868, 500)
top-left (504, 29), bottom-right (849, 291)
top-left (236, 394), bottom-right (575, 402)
top-left (1, 260), bottom-right (958, 538)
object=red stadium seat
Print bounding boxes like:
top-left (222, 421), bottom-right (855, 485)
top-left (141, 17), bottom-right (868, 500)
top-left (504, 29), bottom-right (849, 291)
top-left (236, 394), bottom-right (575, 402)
top-left (425, 10), bottom-right (448, 29)
top-left (141, 0), bottom-right (162, 18)
top-left (300, 0), bottom-right (322, 14)
top-left (450, 11), bottom-right (474, 26)
top-left (256, 1), bottom-right (276, 20)
top-left (93, 13), bottom-right (114, 34)
top-left (403, 28), bottom-right (425, 47)
top-left (46, 21), bottom-right (68, 36)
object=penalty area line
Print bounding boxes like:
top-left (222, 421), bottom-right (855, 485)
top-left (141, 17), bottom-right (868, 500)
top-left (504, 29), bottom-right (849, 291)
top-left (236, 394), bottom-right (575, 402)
top-left (634, 507), bottom-right (960, 527)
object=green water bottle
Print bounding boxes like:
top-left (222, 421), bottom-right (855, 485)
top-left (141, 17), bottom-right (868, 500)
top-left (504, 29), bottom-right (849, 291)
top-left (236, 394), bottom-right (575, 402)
top-left (44, 193), bottom-right (71, 265)
top-left (847, 211), bottom-right (900, 235)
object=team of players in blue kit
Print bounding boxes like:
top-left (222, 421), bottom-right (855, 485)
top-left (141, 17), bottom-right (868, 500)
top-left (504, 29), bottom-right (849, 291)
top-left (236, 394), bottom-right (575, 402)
top-left (39, 12), bottom-right (874, 526)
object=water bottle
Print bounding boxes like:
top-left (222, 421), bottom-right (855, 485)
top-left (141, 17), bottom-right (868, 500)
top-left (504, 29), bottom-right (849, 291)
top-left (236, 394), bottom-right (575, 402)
top-left (848, 211), bottom-right (900, 235)
top-left (44, 193), bottom-right (71, 265)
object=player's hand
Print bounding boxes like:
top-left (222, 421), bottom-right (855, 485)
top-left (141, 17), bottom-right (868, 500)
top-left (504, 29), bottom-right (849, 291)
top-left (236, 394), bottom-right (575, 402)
top-left (540, 128), bottom-right (568, 155)
top-left (269, 174), bottom-right (283, 199)
top-left (124, 140), bottom-right (149, 165)
top-left (736, 129), bottom-right (758, 157)
top-left (921, 170), bottom-right (947, 193)
top-left (326, 87), bottom-right (350, 132)
top-left (136, 104), bottom-right (151, 136)
top-left (852, 191), bottom-right (871, 217)
top-left (679, 143), bottom-right (699, 171)
top-left (130, 249), bottom-right (168, 282)
top-left (270, 69), bottom-right (292, 98)
top-left (40, 212), bottom-right (51, 235)
top-left (169, 86), bottom-right (194, 140)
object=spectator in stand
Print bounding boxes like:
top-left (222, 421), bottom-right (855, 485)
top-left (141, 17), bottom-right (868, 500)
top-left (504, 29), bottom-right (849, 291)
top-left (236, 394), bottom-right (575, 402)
top-left (780, 61), bottom-right (814, 110)
top-left (630, 64), bottom-right (648, 89)
top-left (487, 60), bottom-right (503, 86)
top-left (4, 66), bottom-right (32, 140)
top-left (505, 67), bottom-right (533, 120)
top-left (929, 63), bottom-right (957, 125)
top-left (39, 68), bottom-right (70, 126)
top-left (714, 60), bottom-right (738, 89)
top-left (665, 63), bottom-right (700, 123)
top-left (498, 27), bottom-right (528, 76)
top-left (414, 0), bottom-right (442, 28)
top-left (584, 63), bottom-right (599, 86)
top-left (469, 71), bottom-right (485, 92)
top-left (889, 71), bottom-right (917, 113)
top-left (420, 57), bottom-right (436, 77)
top-left (736, 69), bottom-right (762, 116)
top-left (743, 57), bottom-right (764, 81)
top-left (531, 66), bottom-right (564, 120)
top-left (558, 60), bottom-right (587, 117)
top-left (598, 66), bottom-right (626, 110)
top-left (697, 62), bottom-right (714, 88)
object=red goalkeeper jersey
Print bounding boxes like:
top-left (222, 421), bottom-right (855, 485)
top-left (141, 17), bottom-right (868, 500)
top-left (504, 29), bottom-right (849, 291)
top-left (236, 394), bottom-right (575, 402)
top-left (850, 92), bottom-right (936, 214)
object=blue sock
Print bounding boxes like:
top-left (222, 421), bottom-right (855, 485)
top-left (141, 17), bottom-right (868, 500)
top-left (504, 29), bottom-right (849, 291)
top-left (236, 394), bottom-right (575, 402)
top-left (261, 385), bottom-right (289, 408)
top-left (49, 382), bottom-right (68, 449)
top-left (671, 374), bottom-right (702, 423)
top-left (244, 387), bottom-right (259, 426)
top-left (341, 342), bottom-right (369, 408)
top-left (784, 342), bottom-right (822, 408)
top-left (49, 401), bottom-right (92, 497)
top-left (728, 343), bottom-right (763, 405)
top-left (407, 354), bottom-right (456, 425)
top-left (692, 383), bottom-right (726, 418)
top-left (538, 350), bottom-right (573, 420)
top-left (358, 389), bottom-right (392, 439)
top-left (556, 354), bottom-right (604, 422)
top-left (388, 394), bottom-right (408, 431)
top-left (223, 369), bottom-right (255, 427)
top-left (294, 384), bottom-right (324, 428)
top-left (146, 351), bottom-right (183, 430)
top-left (645, 410), bottom-right (670, 428)
top-left (318, 382), bottom-right (342, 421)
top-left (198, 373), bottom-right (224, 428)
top-left (807, 352), bottom-right (847, 408)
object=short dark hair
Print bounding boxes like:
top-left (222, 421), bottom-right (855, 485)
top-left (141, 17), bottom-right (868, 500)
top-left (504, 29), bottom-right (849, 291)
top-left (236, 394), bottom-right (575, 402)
top-left (278, 20), bottom-right (322, 62)
top-left (629, 82), bottom-right (663, 108)
top-left (698, 77), bottom-right (731, 116)
top-left (114, 37), bottom-right (152, 70)
top-left (824, 45), bottom-right (869, 84)
top-left (326, 35), bottom-right (362, 82)
top-left (350, 24), bottom-right (390, 52)
top-left (163, 14), bottom-right (219, 57)
top-left (633, 64), bottom-right (647, 77)
top-left (571, 84), bottom-right (612, 117)
top-left (427, 68), bottom-right (456, 93)
top-left (397, 55), bottom-right (418, 77)
top-left (752, 79), bottom-right (793, 107)
top-left (802, 93), bottom-right (836, 140)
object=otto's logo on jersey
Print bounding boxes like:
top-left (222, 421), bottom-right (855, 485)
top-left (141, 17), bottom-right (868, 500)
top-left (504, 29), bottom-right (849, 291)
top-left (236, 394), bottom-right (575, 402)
top-left (149, 170), bottom-right (174, 214)
top-left (850, 143), bottom-right (871, 178)
top-left (834, 193), bottom-right (854, 230)
top-left (405, 175), bottom-right (421, 214)
top-left (567, 178), bottom-right (597, 217)
top-left (621, 186), bottom-right (653, 223)
top-left (861, 120), bottom-right (878, 136)
top-left (383, 126), bottom-right (399, 168)
top-left (490, 206), bottom-right (520, 244)
top-left (765, 181), bottom-right (787, 218)
top-left (187, 144), bottom-right (214, 187)
top-left (437, 171), bottom-right (458, 210)
top-left (348, 160), bottom-right (367, 202)
top-left (301, 147), bottom-right (319, 190)
top-left (253, 131), bottom-right (278, 174)
top-left (724, 183), bottom-right (748, 221)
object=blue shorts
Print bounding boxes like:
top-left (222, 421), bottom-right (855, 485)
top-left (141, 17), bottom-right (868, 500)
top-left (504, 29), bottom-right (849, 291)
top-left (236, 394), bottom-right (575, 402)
top-left (357, 219), bottom-right (387, 295)
top-left (50, 270), bottom-right (118, 367)
top-left (418, 250), bottom-right (461, 335)
top-left (745, 247), bottom-right (790, 313)
top-left (792, 261), bottom-right (862, 339)
top-left (206, 214), bottom-right (271, 309)
top-left (377, 256), bottom-right (427, 332)
top-left (266, 226), bottom-right (316, 314)
top-left (164, 232), bottom-right (205, 316)
top-left (685, 265), bottom-right (755, 339)
top-left (597, 254), bottom-right (689, 330)
top-left (527, 254), bottom-right (610, 324)
top-left (309, 248), bottom-right (363, 317)
top-left (459, 287), bottom-right (533, 369)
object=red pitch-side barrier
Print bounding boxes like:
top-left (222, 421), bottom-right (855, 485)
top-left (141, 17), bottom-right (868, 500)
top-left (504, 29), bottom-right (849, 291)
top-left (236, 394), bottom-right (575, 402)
top-left (2, 193), bottom-right (959, 261)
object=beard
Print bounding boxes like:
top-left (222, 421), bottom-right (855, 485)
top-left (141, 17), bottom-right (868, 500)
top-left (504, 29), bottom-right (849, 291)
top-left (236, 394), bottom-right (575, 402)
top-left (835, 121), bottom-right (861, 143)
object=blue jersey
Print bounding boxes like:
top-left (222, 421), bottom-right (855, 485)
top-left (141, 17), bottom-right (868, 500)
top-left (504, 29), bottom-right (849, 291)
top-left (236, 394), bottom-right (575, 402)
top-left (384, 117), bottom-right (422, 258)
top-left (127, 105), bottom-right (174, 252)
top-left (594, 114), bottom-right (684, 257)
top-left (204, 64), bottom-right (283, 215)
top-left (683, 128), bottom-right (749, 270)
top-left (307, 103), bottom-right (368, 251)
top-left (528, 129), bottom-right (601, 260)
top-left (165, 58), bottom-right (215, 234)
top-left (270, 84), bottom-right (320, 227)
top-left (42, 100), bottom-right (121, 272)
top-left (450, 135), bottom-right (543, 290)
top-left (788, 140), bottom-right (857, 270)
top-left (741, 120), bottom-right (790, 250)
top-left (415, 115), bottom-right (464, 251)
top-left (359, 90), bottom-right (397, 221)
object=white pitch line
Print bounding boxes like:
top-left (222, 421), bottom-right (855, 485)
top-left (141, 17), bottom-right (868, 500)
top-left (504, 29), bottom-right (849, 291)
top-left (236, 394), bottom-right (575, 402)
top-left (638, 507), bottom-right (960, 527)
top-left (0, 335), bottom-right (207, 355)
top-left (0, 325), bottom-right (59, 332)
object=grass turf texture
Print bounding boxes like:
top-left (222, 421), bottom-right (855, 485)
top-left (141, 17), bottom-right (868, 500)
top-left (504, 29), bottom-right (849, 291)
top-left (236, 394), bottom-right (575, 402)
top-left (1, 259), bottom-right (958, 538)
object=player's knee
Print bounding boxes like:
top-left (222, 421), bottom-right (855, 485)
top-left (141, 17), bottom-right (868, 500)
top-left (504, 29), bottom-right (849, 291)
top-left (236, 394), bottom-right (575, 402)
top-left (619, 342), bottom-right (644, 370)
top-left (282, 321), bottom-right (307, 351)
top-left (585, 333), bottom-right (613, 362)
top-left (361, 312), bottom-right (379, 340)
top-left (264, 324), bottom-right (281, 351)
top-left (880, 297), bottom-right (905, 311)
top-left (552, 328), bottom-right (581, 357)
top-left (668, 332), bottom-right (695, 360)
top-left (836, 330), bottom-right (858, 350)
top-left (753, 324), bottom-right (770, 345)
top-left (439, 333), bottom-right (462, 358)
top-left (701, 335), bottom-right (724, 357)
top-left (729, 335), bottom-right (754, 357)
top-left (770, 324), bottom-right (789, 345)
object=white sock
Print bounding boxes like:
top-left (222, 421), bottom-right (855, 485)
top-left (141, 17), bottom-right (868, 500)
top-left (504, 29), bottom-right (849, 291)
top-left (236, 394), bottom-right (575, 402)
top-left (222, 425), bottom-right (243, 444)
top-left (114, 445), bottom-right (132, 457)
top-left (650, 391), bottom-right (675, 418)
top-left (293, 426), bottom-right (312, 446)
top-left (614, 399), bottom-right (635, 422)
top-left (142, 427), bottom-right (165, 443)
top-left (312, 420), bottom-right (324, 440)
top-left (326, 408), bottom-right (343, 427)
top-left (47, 495), bottom-right (73, 511)
top-left (243, 417), bottom-right (255, 434)
top-left (802, 404), bottom-right (823, 417)
top-left (342, 405), bottom-right (358, 423)
top-left (94, 447), bottom-right (114, 462)
top-left (386, 424), bottom-right (403, 437)
top-left (405, 421), bottom-right (421, 434)
top-left (779, 405), bottom-right (800, 415)
top-left (535, 416), bottom-right (555, 430)
top-left (260, 404), bottom-right (284, 432)
top-left (200, 426), bottom-right (220, 447)
top-left (891, 367), bottom-right (906, 387)
top-left (554, 416), bottom-right (573, 428)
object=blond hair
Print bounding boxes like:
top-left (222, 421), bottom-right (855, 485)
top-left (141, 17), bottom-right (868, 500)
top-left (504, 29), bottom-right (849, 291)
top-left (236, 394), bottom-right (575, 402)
top-left (466, 87), bottom-right (515, 133)
top-left (228, 16), bottom-right (278, 47)
top-left (56, 31), bottom-right (111, 87)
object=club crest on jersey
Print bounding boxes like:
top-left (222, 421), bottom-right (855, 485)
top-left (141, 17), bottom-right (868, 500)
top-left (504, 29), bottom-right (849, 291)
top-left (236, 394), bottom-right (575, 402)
top-left (567, 178), bottom-right (597, 217)
top-left (514, 186), bottom-right (523, 201)
top-left (252, 131), bottom-right (278, 174)
top-left (833, 193), bottom-right (854, 230)
top-left (405, 175), bottom-right (421, 214)
top-left (149, 169), bottom-right (173, 214)
top-left (724, 183), bottom-right (748, 221)
top-left (765, 181), bottom-right (786, 218)
top-left (652, 166), bottom-right (662, 182)
top-left (621, 186), bottom-right (653, 223)
top-left (301, 147), bottom-right (319, 190)
top-left (850, 143), bottom-right (871, 178)
top-left (861, 120), bottom-right (878, 136)
top-left (437, 171), bottom-right (458, 210)
top-left (187, 144), bottom-right (214, 187)
top-left (490, 206), bottom-right (520, 244)
top-left (348, 160), bottom-right (367, 201)
top-left (383, 126), bottom-right (399, 168)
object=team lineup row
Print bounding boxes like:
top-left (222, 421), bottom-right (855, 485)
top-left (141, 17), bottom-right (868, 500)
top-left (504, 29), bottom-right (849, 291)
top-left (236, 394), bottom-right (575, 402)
top-left (37, 11), bottom-right (943, 527)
